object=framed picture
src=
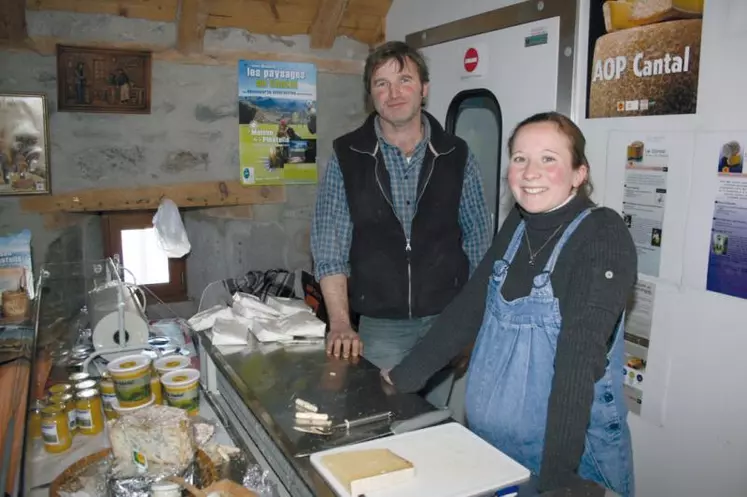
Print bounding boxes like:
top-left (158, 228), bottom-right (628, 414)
top-left (0, 93), bottom-right (51, 195)
top-left (56, 44), bottom-right (152, 114)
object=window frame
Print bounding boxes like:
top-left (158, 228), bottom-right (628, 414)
top-left (444, 88), bottom-right (504, 237)
top-left (101, 211), bottom-right (188, 303)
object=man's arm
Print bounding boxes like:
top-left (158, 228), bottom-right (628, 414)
top-left (310, 154), bottom-right (360, 358)
top-left (458, 150), bottom-right (492, 274)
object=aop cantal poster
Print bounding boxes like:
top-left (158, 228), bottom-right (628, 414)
top-left (586, 1), bottom-right (704, 119)
top-left (238, 60), bottom-right (318, 185)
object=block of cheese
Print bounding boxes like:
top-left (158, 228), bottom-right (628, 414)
top-left (588, 19), bottom-right (701, 118)
top-left (603, 0), bottom-right (703, 32)
top-left (321, 448), bottom-right (415, 496)
top-left (630, 0), bottom-right (704, 25)
top-left (108, 404), bottom-right (195, 471)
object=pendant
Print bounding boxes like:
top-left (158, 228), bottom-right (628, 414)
top-left (528, 256), bottom-right (535, 266)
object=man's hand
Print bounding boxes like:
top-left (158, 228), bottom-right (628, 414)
top-left (326, 323), bottom-right (363, 359)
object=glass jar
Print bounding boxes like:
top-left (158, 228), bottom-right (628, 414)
top-left (75, 388), bottom-right (104, 435)
top-left (41, 404), bottom-right (72, 453)
top-left (74, 379), bottom-right (99, 393)
top-left (49, 392), bottom-right (78, 435)
top-left (48, 382), bottom-right (73, 397)
top-left (27, 399), bottom-right (45, 439)
top-left (68, 372), bottom-right (91, 384)
top-left (100, 373), bottom-right (118, 419)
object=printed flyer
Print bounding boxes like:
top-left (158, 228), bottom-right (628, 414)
top-left (706, 137), bottom-right (747, 300)
top-left (238, 60), bottom-right (318, 185)
top-left (621, 136), bottom-right (669, 277)
top-left (586, 0), bottom-right (704, 118)
top-left (623, 279), bottom-right (656, 415)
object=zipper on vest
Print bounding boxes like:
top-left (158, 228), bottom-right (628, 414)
top-left (405, 239), bottom-right (412, 319)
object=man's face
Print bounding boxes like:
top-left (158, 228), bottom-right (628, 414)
top-left (0, 98), bottom-right (45, 170)
top-left (370, 57), bottom-right (428, 127)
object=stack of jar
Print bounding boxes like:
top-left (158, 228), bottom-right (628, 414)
top-left (35, 372), bottom-right (106, 454)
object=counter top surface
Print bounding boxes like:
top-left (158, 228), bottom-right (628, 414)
top-left (198, 330), bottom-right (438, 496)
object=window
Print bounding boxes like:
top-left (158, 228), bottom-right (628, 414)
top-left (102, 211), bottom-right (187, 302)
top-left (445, 89), bottom-right (503, 235)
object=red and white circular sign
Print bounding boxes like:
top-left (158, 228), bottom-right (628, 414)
top-left (464, 47), bottom-right (479, 72)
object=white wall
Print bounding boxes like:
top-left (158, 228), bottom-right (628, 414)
top-left (388, 1), bottom-right (747, 496)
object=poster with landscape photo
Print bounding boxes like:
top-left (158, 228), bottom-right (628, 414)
top-left (238, 60), bottom-right (318, 185)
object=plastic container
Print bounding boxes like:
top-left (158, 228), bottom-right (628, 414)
top-left (154, 355), bottom-right (191, 376)
top-left (41, 404), bottom-right (72, 453)
top-left (113, 393), bottom-right (155, 415)
top-left (151, 481), bottom-right (181, 497)
top-left (160, 368), bottom-right (200, 416)
top-left (108, 354), bottom-right (153, 408)
top-left (75, 388), bottom-right (105, 435)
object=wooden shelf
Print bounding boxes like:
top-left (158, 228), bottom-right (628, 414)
top-left (19, 180), bottom-right (286, 213)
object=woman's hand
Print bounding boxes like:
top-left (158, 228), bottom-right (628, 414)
top-left (380, 369), bottom-right (397, 396)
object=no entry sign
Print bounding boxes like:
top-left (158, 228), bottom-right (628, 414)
top-left (464, 47), bottom-right (479, 72)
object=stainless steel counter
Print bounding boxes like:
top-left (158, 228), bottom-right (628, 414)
top-left (196, 330), bottom-right (438, 497)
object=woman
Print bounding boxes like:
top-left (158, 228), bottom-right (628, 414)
top-left (384, 112), bottom-right (637, 496)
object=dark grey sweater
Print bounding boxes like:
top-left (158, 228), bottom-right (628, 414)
top-left (389, 194), bottom-right (637, 492)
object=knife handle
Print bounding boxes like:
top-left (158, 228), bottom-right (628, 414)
top-left (390, 407), bottom-right (452, 435)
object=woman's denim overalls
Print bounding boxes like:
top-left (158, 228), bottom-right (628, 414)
top-left (464, 208), bottom-right (634, 497)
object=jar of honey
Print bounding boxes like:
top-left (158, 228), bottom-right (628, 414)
top-left (27, 400), bottom-right (45, 439)
top-left (41, 404), bottom-right (72, 453)
top-left (74, 379), bottom-right (99, 393)
top-left (48, 383), bottom-right (73, 397)
top-left (75, 389), bottom-right (104, 435)
top-left (68, 372), bottom-right (90, 384)
top-left (49, 393), bottom-right (78, 435)
top-left (151, 375), bottom-right (163, 405)
top-left (100, 373), bottom-right (118, 419)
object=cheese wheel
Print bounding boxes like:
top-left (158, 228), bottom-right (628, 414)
top-left (588, 19), bottom-right (701, 118)
top-left (630, 0), bottom-right (704, 25)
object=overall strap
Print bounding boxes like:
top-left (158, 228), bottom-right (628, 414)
top-left (502, 220), bottom-right (527, 264)
top-left (543, 208), bottom-right (595, 274)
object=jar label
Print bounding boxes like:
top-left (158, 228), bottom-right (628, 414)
top-left (67, 409), bottom-right (76, 430)
top-left (41, 423), bottom-right (59, 445)
top-left (102, 393), bottom-right (117, 409)
top-left (77, 409), bottom-right (93, 428)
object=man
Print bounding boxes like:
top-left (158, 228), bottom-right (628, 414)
top-left (310, 41), bottom-right (491, 406)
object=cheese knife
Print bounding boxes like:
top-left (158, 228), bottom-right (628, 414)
top-left (294, 407), bottom-right (452, 457)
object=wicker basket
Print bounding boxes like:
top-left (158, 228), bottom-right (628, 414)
top-left (49, 448), bottom-right (217, 497)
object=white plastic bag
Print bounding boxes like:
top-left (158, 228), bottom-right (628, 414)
top-left (152, 198), bottom-right (191, 258)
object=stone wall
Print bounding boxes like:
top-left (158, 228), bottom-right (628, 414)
top-left (0, 10), bottom-right (369, 309)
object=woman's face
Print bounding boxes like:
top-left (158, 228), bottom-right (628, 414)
top-left (508, 122), bottom-right (587, 214)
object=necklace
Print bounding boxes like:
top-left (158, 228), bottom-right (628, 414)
top-left (524, 223), bottom-right (564, 266)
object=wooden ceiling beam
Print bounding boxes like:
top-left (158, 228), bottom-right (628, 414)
top-left (0, 37), bottom-right (365, 74)
top-left (0, 0), bottom-right (27, 43)
top-left (177, 0), bottom-right (209, 54)
top-left (309, 0), bottom-right (350, 49)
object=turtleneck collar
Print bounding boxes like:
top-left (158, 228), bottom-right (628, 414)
top-left (518, 193), bottom-right (594, 232)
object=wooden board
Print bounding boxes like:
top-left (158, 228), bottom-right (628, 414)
top-left (0, 37), bottom-right (365, 75)
top-left (19, 180), bottom-right (286, 213)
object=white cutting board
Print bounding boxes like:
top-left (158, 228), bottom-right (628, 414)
top-left (310, 422), bottom-right (531, 497)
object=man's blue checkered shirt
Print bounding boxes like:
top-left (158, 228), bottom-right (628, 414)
top-left (311, 114), bottom-right (491, 282)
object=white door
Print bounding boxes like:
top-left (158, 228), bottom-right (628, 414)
top-left (420, 18), bottom-right (561, 424)
top-left (422, 17), bottom-right (560, 230)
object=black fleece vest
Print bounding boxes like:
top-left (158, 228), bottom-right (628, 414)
top-left (333, 112), bottom-right (470, 319)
